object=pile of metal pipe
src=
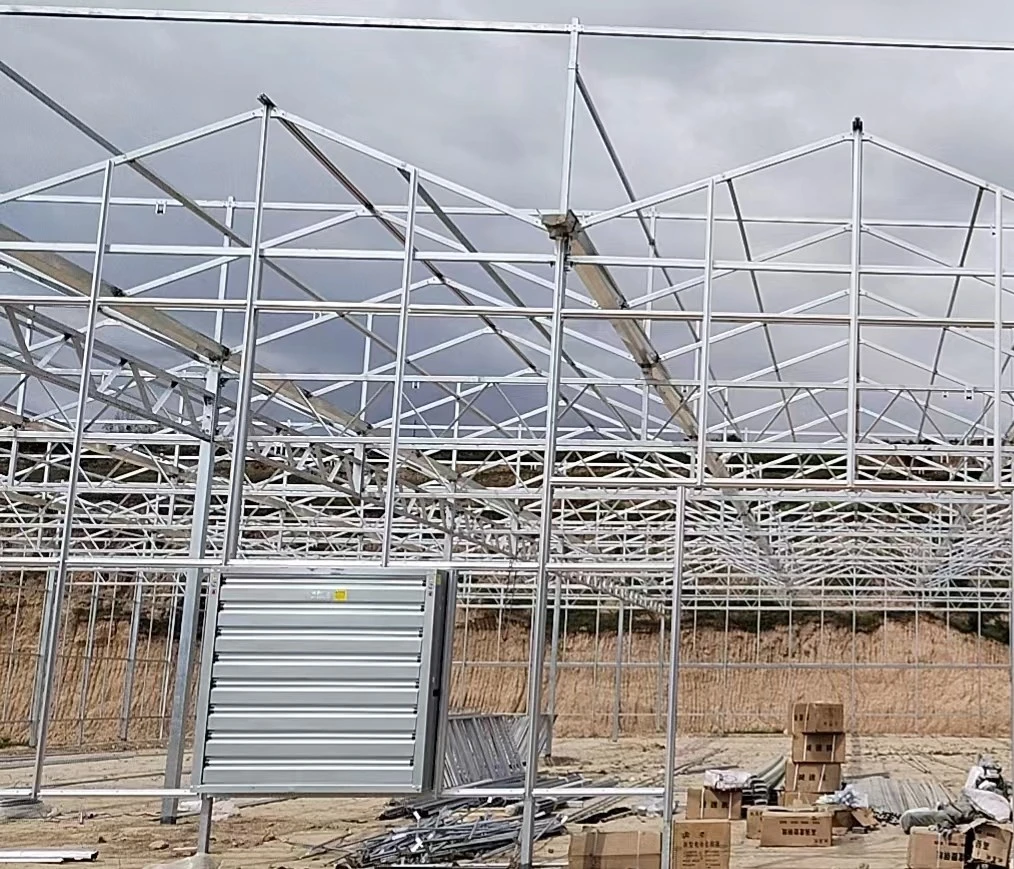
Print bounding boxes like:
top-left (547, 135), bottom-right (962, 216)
top-left (335, 774), bottom-right (627, 867)
top-left (336, 815), bottom-right (565, 867)
top-left (850, 775), bottom-right (953, 824)
top-left (382, 773), bottom-right (585, 820)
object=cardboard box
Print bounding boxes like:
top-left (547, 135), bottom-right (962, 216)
top-left (824, 805), bottom-right (854, 831)
top-left (968, 820), bottom-right (1013, 867)
top-left (790, 732), bottom-right (845, 764)
top-left (745, 807), bottom-right (766, 840)
top-left (849, 806), bottom-right (878, 830)
top-left (568, 828), bottom-right (661, 869)
top-left (748, 806), bottom-right (810, 837)
top-left (685, 787), bottom-right (742, 820)
top-left (784, 760), bottom-right (842, 793)
top-left (906, 826), bottom-right (967, 869)
top-left (779, 790), bottom-right (819, 807)
top-left (672, 820), bottom-right (730, 869)
top-left (759, 810), bottom-right (833, 848)
top-left (771, 801), bottom-right (858, 829)
top-left (790, 702), bottom-right (844, 734)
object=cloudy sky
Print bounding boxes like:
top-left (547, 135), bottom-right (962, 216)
top-left (2, 1), bottom-right (1014, 446)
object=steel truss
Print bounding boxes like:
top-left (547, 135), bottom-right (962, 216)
top-left (2, 9), bottom-right (1014, 866)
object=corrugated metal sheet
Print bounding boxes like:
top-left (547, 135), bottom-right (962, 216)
top-left (508, 713), bottom-right (551, 760)
top-left (442, 713), bottom-right (551, 787)
top-left (851, 776), bottom-right (953, 817)
top-left (192, 568), bottom-right (451, 795)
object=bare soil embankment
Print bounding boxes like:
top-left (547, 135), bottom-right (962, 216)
top-left (2, 582), bottom-right (1008, 746)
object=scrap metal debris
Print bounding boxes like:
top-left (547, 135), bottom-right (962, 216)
top-left (325, 774), bottom-right (634, 867)
top-left (0, 797), bottom-right (50, 822)
top-left (850, 775), bottom-right (954, 825)
top-left (443, 713), bottom-right (551, 789)
top-left (334, 815), bottom-right (565, 867)
top-left (0, 850), bottom-right (97, 865)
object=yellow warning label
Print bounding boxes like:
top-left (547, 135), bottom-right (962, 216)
top-left (333, 589), bottom-right (348, 602)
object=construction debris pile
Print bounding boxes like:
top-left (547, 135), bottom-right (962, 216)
top-left (657, 700), bottom-right (878, 867)
top-left (331, 773), bottom-right (633, 868)
top-left (325, 704), bottom-right (1014, 869)
top-left (906, 821), bottom-right (1012, 869)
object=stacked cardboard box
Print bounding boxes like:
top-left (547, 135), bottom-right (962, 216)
top-left (568, 828), bottom-right (661, 869)
top-left (785, 702), bottom-right (844, 805)
top-left (758, 810), bottom-right (833, 848)
top-left (906, 820), bottom-right (1013, 869)
top-left (567, 823), bottom-right (732, 869)
top-left (684, 787), bottom-right (742, 821)
top-left (672, 819), bottom-right (731, 869)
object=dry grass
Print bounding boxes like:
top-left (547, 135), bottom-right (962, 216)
top-left (2, 589), bottom-right (1010, 747)
top-left (451, 617), bottom-right (1010, 737)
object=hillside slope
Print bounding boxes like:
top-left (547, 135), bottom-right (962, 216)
top-left (1, 591), bottom-right (1009, 747)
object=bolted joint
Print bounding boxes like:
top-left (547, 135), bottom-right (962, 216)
top-left (852, 116), bottom-right (864, 133)
top-left (543, 210), bottom-right (580, 241)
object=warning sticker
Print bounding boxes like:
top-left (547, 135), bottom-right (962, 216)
top-left (333, 589), bottom-right (348, 602)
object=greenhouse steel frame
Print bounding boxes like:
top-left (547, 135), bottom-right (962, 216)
top-left (3, 8), bottom-right (1014, 865)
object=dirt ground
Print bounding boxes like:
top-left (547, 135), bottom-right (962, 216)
top-left (0, 734), bottom-right (1008, 868)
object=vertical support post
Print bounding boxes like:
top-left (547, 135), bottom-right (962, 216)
top-left (158, 558), bottom-right (181, 739)
top-left (30, 159), bottom-right (114, 799)
top-left (28, 568), bottom-right (56, 748)
top-left (76, 578), bottom-right (100, 745)
top-left (356, 314), bottom-right (375, 537)
top-left (161, 200), bottom-right (232, 823)
top-left (661, 488), bottom-right (688, 869)
top-left (641, 211), bottom-right (656, 441)
top-left (612, 601), bottom-right (624, 742)
top-left (185, 102), bottom-right (270, 842)
top-left (787, 596), bottom-right (794, 658)
top-left (221, 97), bottom-right (272, 564)
top-left (546, 568), bottom-right (563, 757)
top-left (978, 586), bottom-right (985, 736)
top-left (913, 597), bottom-right (921, 735)
top-left (381, 168), bottom-right (420, 566)
top-left (518, 20), bottom-right (579, 869)
top-left (1009, 492), bottom-right (1014, 787)
top-left (1005, 488), bottom-right (1014, 794)
top-left (850, 604), bottom-right (858, 733)
top-left (120, 574), bottom-right (144, 742)
top-left (846, 117), bottom-right (864, 486)
top-left (655, 613), bottom-right (665, 732)
top-left (721, 586), bottom-right (730, 733)
top-left (695, 179), bottom-right (716, 484)
top-left (995, 192), bottom-right (1004, 485)
top-left (197, 796), bottom-right (214, 854)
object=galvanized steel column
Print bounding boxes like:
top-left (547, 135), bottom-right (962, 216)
top-left (29, 159), bottom-right (114, 798)
top-left (381, 168), bottom-right (420, 565)
top-left (221, 98), bottom-right (273, 562)
top-left (161, 195), bottom-right (232, 823)
top-left (660, 488), bottom-right (688, 869)
top-left (846, 117), bottom-right (863, 485)
top-left (518, 19), bottom-right (579, 869)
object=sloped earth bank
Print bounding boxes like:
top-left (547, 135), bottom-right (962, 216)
top-left (2, 585), bottom-right (1010, 747)
top-left (0, 735), bottom-right (1005, 869)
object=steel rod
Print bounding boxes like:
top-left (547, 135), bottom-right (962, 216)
top-left (518, 22), bottom-right (579, 869)
top-left (381, 169), bottom-right (420, 566)
top-left (15, 8), bottom-right (1014, 53)
top-left (28, 161), bottom-right (113, 799)
top-left (221, 100), bottom-right (271, 562)
top-left (661, 487), bottom-right (687, 869)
